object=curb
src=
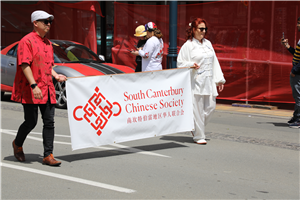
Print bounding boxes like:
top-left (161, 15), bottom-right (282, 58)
top-left (215, 103), bottom-right (291, 118)
top-left (232, 103), bottom-right (278, 110)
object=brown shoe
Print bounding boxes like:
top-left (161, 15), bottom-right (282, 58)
top-left (12, 140), bottom-right (25, 162)
top-left (42, 154), bottom-right (61, 166)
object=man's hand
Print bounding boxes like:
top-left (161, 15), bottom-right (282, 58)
top-left (54, 74), bottom-right (67, 82)
top-left (32, 86), bottom-right (43, 99)
top-left (52, 69), bottom-right (67, 82)
top-left (291, 72), bottom-right (296, 77)
top-left (281, 38), bottom-right (290, 49)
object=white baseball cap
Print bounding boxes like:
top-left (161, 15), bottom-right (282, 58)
top-left (31, 10), bottom-right (54, 23)
top-left (144, 22), bottom-right (157, 32)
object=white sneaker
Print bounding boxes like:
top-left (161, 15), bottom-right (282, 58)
top-left (195, 139), bottom-right (207, 145)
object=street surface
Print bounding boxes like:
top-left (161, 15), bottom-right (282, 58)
top-left (1, 94), bottom-right (299, 199)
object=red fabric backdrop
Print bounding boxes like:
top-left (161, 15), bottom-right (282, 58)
top-left (113, 1), bottom-right (300, 104)
top-left (1, 1), bottom-right (102, 53)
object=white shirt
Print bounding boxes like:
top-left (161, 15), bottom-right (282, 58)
top-left (139, 36), bottom-right (164, 71)
top-left (177, 38), bottom-right (226, 96)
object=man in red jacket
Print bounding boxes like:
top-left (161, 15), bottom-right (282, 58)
top-left (11, 10), bottom-right (67, 166)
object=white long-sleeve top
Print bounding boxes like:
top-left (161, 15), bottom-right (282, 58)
top-left (138, 36), bottom-right (164, 71)
top-left (177, 38), bottom-right (226, 96)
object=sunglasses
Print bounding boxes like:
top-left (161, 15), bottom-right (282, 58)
top-left (198, 27), bottom-right (208, 32)
top-left (37, 19), bottom-right (53, 25)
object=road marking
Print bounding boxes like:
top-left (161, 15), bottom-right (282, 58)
top-left (1, 162), bottom-right (135, 193)
top-left (1, 129), bottom-right (170, 157)
top-left (111, 143), bottom-right (170, 158)
top-left (30, 131), bottom-right (71, 138)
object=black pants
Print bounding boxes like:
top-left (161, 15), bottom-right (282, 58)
top-left (290, 74), bottom-right (300, 120)
top-left (135, 57), bottom-right (142, 72)
top-left (15, 98), bottom-right (55, 158)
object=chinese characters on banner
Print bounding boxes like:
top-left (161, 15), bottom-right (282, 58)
top-left (66, 68), bottom-right (194, 150)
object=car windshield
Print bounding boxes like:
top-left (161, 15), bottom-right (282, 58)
top-left (52, 43), bottom-right (102, 63)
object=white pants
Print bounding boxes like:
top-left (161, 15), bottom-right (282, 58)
top-left (192, 94), bottom-right (216, 141)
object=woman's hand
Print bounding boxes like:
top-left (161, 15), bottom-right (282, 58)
top-left (193, 63), bottom-right (200, 69)
top-left (131, 50), bottom-right (139, 56)
top-left (217, 84), bottom-right (224, 92)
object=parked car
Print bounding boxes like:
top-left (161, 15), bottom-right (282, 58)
top-left (1, 40), bottom-right (134, 108)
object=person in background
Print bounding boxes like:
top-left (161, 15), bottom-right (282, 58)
top-left (281, 17), bottom-right (300, 128)
top-left (11, 10), bottom-right (67, 166)
top-left (131, 22), bottom-right (163, 71)
top-left (177, 18), bottom-right (226, 144)
top-left (133, 25), bottom-right (148, 72)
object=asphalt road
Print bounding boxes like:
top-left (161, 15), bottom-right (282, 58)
top-left (1, 94), bottom-right (299, 199)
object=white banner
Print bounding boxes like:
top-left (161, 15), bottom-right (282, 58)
top-left (66, 68), bottom-right (194, 150)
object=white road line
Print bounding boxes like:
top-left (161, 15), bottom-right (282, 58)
top-left (1, 129), bottom-right (170, 157)
top-left (31, 131), bottom-right (71, 138)
top-left (111, 143), bottom-right (170, 158)
top-left (1, 162), bottom-right (135, 193)
top-left (1, 129), bottom-right (72, 145)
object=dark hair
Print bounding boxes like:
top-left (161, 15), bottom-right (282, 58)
top-left (153, 28), bottom-right (163, 39)
top-left (186, 18), bottom-right (208, 41)
top-left (298, 16), bottom-right (300, 21)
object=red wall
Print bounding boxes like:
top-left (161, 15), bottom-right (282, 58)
top-left (112, 1), bottom-right (300, 104)
top-left (1, 1), bottom-right (102, 53)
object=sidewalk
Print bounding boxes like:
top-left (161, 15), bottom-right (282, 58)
top-left (0, 97), bottom-right (293, 118)
top-left (216, 103), bottom-right (292, 118)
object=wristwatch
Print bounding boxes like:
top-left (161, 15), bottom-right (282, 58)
top-left (30, 83), bottom-right (37, 89)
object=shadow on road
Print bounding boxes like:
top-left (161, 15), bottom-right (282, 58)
top-left (257, 122), bottom-right (289, 127)
top-left (3, 153), bottom-right (44, 164)
top-left (56, 142), bottom-right (187, 162)
top-left (160, 135), bottom-right (194, 144)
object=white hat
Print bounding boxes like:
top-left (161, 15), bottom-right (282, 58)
top-left (31, 10), bottom-right (54, 23)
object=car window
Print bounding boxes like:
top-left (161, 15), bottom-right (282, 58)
top-left (7, 44), bottom-right (18, 57)
top-left (13, 45), bottom-right (18, 57)
top-left (53, 53), bottom-right (62, 63)
top-left (67, 46), bottom-right (96, 61)
top-left (52, 45), bottom-right (71, 63)
top-left (52, 43), bottom-right (101, 63)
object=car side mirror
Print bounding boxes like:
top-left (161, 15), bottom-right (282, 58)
top-left (99, 55), bottom-right (105, 61)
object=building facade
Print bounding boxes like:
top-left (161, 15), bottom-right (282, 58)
top-left (0, 0), bottom-right (218, 62)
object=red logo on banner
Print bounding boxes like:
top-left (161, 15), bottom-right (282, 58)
top-left (73, 87), bottom-right (121, 136)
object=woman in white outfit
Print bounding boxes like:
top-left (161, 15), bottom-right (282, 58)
top-left (131, 22), bottom-right (164, 71)
top-left (177, 18), bottom-right (226, 145)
